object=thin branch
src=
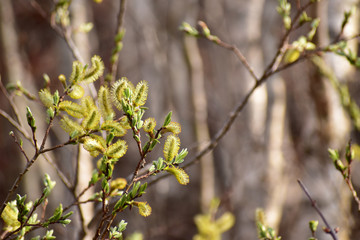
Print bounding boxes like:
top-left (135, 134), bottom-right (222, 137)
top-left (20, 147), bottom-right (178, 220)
top-left (214, 39), bottom-right (259, 82)
top-left (9, 131), bottom-right (30, 163)
top-left (0, 109), bottom-right (31, 141)
top-left (0, 154), bottom-right (40, 214)
top-left (109, 0), bottom-right (128, 81)
top-left (73, 144), bottom-right (82, 190)
top-left (30, 0), bottom-right (84, 63)
top-left (297, 179), bottom-right (338, 240)
top-left (149, 0), bottom-right (319, 186)
top-left (42, 152), bottom-right (72, 189)
top-left (0, 77), bottom-right (21, 124)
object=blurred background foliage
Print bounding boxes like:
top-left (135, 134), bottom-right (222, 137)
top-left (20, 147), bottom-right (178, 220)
top-left (1, 0), bottom-right (360, 239)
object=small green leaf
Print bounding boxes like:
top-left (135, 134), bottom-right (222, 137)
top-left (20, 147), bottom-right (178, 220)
top-left (163, 111), bottom-right (172, 126)
top-left (179, 22), bottom-right (199, 37)
top-left (102, 178), bottom-right (110, 194)
top-left (48, 204), bottom-right (63, 222)
top-left (174, 148), bottom-right (188, 164)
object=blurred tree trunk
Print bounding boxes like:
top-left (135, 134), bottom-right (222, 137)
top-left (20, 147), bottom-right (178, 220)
top-left (0, 0), bottom-right (66, 236)
top-left (71, 1), bottom-right (96, 238)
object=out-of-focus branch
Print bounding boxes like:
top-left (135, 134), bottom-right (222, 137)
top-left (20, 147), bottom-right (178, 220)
top-left (109, 0), bottom-right (127, 82)
top-left (149, 0), bottom-right (325, 185)
top-left (298, 179), bottom-right (339, 240)
top-left (30, 0), bottom-right (84, 63)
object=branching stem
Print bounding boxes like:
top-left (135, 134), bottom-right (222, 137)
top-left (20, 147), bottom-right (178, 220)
top-left (297, 179), bottom-right (338, 240)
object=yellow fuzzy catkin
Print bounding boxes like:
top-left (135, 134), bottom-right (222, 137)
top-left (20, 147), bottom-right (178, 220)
top-left (135, 201), bottom-right (152, 217)
top-left (83, 55), bottom-right (104, 83)
top-left (39, 89), bottom-right (53, 108)
top-left (83, 136), bottom-right (105, 153)
top-left (133, 80), bottom-right (148, 106)
top-left (163, 135), bottom-right (180, 163)
top-left (165, 166), bottom-right (189, 185)
top-left (105, 139), bottom-right (128, 158)
top-left (69, 61), bottom-right (85, 84)
top-left (162, 121), bottom-right (181, 135)
top-left (68, 84), bottom-right (85, 99)
top-left (59, 101), bottom-right (84, 118)
top-left (60, 116), bottom-right (85, 137)
top-left (81, 96), bottom-right (96, 116)
top-left (98, 85), bottom-right (114, 121)
top-left (143, 117), bottom-right (156, 133)
top-left (1, 201), bottom-right (20, 231)
top-left (81, 108), bottom-right (100, 130)
top-left (101, 120), bottom-right (127, 137)
top-left (110, 178), bottom-right (127, 191)
top-left (111, 77), bottom-right (135, 110)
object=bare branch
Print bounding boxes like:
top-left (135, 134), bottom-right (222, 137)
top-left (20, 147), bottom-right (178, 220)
top-left (297, 179), bottom-right (339, 240)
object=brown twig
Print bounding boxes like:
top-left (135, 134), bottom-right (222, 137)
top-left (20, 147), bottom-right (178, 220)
top-left (297, 179), bottom-right (339, 240)
top-left (214, 39), bottom-right (259, 82)
top-left (109, 0), bottom-right (128, 81)
top-left (149, 0), bottom-right (319, 185)
top-left (0, 153), bottom-right (40, 215)
top-left (9, 132), bottom-right (30, 163)
top-left (0, 77), bottom-right (22, 124)
top-left (342, 140), bottom-right (360, 211)
top-left (30, 0), bottom-right (84, 63)
top-left (0, 109), bottom-right (31, 141)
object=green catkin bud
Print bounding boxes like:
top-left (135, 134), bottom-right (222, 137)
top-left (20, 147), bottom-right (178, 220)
top-left (58, 74), bottom-right (67, 88)
top-left (163, 134), bottom-right (180, 163)
top-left (26, 107), bottom-right (36, 130)
top-left (309, 220), bottom-right (319, 233)
top-left (68, 84), bottom-right (85, 99)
